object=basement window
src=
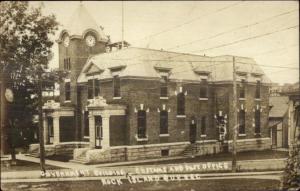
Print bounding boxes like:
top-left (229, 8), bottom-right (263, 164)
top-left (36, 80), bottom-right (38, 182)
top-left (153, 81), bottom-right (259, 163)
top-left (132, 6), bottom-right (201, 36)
top-left (161, 149), bottom-right (169, 157)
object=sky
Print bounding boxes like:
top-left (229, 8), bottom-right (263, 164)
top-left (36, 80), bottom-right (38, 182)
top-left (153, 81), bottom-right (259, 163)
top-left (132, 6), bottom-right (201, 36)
top-left (29, 1), bottom-right (299, 84)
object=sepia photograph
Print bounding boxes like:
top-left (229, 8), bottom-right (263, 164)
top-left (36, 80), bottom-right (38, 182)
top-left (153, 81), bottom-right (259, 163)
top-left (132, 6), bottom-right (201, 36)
top-left (0, 1), bottom-right (299, 191)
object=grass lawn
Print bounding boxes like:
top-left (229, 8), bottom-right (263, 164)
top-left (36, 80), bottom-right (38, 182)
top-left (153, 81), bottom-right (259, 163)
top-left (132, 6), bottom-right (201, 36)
top-left (1, 178), bottom-right (281, 191)
top-left (1, 160), bottom-right (62, 172)
top-left (123, 150), bottom-right (288, 166)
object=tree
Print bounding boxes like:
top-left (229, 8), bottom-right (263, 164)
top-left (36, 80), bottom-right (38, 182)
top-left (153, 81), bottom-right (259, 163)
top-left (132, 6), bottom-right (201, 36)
top-left (282, 105), bottom-right (300, 191)
top-left (0, 2), bottom-right (59, 167)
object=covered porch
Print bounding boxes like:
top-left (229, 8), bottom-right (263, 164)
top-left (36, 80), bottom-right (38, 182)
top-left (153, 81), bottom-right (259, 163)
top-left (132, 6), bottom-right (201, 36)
top-left (42, 100), bottom-right (76, 145)
top-left (86, 97), bottom-right (126, 149)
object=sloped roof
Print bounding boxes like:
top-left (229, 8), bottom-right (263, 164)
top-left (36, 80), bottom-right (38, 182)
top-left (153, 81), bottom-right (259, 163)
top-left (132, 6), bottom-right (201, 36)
top-left (77, 47), bottom-right (272, 84)
top-left (269, 96), bottom-right (289, 118)
top-left (59, 4), bottom-right (108, 41)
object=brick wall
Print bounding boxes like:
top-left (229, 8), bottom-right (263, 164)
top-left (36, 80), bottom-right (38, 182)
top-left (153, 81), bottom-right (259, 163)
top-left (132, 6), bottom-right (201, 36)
top-left (58, 38), bottom-right (106, 105)
top-left (77, 77), bottom-right (270, 150)
top-left (109, 116), bottom-right (127, 146)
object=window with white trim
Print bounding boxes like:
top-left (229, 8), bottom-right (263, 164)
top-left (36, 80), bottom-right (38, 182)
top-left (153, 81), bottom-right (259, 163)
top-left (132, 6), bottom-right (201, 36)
top-left (201, 116), bottom-right (206, 135)
top-left (160, 75), bottom-right (168, 97)
top-left (239, 79), bottom-right (246, 99)
top-left (255, 109), bottom-right (261, 134)
top-left (238, 110), bottom-right (245, 134)
top-left (160, 110), bottom-right (168, 134)
top-left (255, 80), bottom-right (261, 99)
top-left (84, 111), bottom-right (89, 137)
top-left (200, 79), bottom-right (208, 98)
top-left (113, 75), bottom-right (121, 97)
top-left (177, 92), bottom-right (185, 115)
top-left (137, 110), bottom-right (147, 138)
top-left (65, 82), bottom-right (71, 101)
top-left (88, 79), bottom-right (100, 99)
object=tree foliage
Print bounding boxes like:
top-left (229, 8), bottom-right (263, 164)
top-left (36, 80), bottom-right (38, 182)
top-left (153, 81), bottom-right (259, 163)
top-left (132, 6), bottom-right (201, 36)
top-left (0, 1), bottom-right (59, 147)
top-left (282, 143), bottom-right (300, 191)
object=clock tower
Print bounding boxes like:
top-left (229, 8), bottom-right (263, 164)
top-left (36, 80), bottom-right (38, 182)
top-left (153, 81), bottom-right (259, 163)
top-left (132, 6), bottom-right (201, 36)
top-left (56, 3), bottom-right (109, 104)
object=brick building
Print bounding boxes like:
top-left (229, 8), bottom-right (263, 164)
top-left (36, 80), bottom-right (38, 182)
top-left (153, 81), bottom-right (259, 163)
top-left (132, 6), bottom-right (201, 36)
top-left (29, 4), bottom-right (272, 163)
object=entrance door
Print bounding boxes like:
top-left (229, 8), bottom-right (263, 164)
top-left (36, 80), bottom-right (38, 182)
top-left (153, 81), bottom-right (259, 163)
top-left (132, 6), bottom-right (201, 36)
top-left (271, 127), bottom-right (277, 148)
top-left (190, 119), bottom-right (197, 143)
top-left (95, 116), bottom-right (102, 149)
top-left (59, 116), bottom-right (75, 142)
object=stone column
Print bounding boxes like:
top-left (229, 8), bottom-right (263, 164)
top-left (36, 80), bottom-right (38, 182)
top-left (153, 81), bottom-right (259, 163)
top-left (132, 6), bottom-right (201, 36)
top-left (89, 115), bottom-right (95, 148)
top-left (101, 114), bottom-right (110, 149)
top-left (43, 114), bottom-right (48, 144)
top-left (53, 115), bottom-right (60, 145)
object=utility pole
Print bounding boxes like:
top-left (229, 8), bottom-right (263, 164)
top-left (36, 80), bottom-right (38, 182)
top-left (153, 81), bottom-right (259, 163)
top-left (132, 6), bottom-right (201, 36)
top-left (37, 72), bottom-right (45, 172)
top-left (232, 56), bottom-right (238, 172)
top-left (121, 1), bottom-right (124, 49)
top-left (0, 72), bottom-right (6, 156)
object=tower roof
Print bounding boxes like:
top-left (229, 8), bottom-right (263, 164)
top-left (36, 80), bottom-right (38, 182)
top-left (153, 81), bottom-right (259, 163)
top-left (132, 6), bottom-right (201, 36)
top-left (58, 3), bottom-right (108, 42)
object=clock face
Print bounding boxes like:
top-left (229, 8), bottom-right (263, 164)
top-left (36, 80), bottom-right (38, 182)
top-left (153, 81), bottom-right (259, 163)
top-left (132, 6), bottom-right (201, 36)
top-left (86, 35), bottom-right (96, 47)
top-left (63, 35), bottom-right (70, 47)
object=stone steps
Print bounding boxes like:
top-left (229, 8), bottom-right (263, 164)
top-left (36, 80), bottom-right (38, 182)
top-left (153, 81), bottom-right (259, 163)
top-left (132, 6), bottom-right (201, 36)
top-left (69, 156), bottom-right (88, 164)
top-left (27, 150), bottom-right (40, 158)
top-left (182, 144), bottom-right (198, 157)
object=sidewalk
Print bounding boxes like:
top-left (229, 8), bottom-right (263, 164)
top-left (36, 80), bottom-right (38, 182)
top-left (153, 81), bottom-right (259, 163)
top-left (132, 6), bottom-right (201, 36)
top-left (1, 170), bottom-right (283, 183)
top-left (16, 154), bottom-right (187, 169)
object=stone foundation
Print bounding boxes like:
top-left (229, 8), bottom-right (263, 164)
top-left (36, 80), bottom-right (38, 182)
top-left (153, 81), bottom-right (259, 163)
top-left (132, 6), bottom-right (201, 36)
top-left (73, 141), bottom-right (222, 164)
top-left (227, 138), bottom-right (271, 152)
top-left (28, 142), bottom-right (90, 156)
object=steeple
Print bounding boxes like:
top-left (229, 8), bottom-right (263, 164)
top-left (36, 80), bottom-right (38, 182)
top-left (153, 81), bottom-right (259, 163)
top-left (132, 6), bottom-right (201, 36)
top-left (58, 3), bottom-right (108, 42)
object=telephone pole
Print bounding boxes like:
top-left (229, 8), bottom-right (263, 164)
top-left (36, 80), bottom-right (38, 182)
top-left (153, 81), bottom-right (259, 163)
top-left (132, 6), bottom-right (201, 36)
top-left (121, 1), bottom-right (124, 49)
top-left (232, 56), bottom-right (238, 172)
top-left (37, 72), bottom-right (45, 172)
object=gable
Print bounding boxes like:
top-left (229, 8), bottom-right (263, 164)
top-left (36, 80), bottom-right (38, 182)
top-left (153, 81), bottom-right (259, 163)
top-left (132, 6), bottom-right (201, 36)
top-left (84, 63), bottom-right (103, 76)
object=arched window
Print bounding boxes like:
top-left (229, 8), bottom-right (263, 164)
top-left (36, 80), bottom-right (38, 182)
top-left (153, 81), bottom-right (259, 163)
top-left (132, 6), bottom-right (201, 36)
top-left (255, 110), bottom-right (260, 133)
top-left (137, 110), bottom-right (146, 138)
top-left (238, 110), bottom-right (245, 134)
top-left (160, 111), bottom-right (168, 134)
top-left (177, 92), bottom-right (185, 115)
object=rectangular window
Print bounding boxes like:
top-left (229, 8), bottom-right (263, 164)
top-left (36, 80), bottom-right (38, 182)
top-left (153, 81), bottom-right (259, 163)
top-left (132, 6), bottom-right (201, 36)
top-left (239, 110), bottom-right (246, 134)
top-left (255, 80), bottom-right (261, 99)
top-left (113, 75), bottom-right (121, 97)
top-left (160, 76), bottom-right (168, 97)
top-left (84, 111), bottom-right (89, 137)
top-left (239, 79), bottom-right (246, 98)
top-left (65, 82), bottom-right (71, 101)
top-left (177, 93), bottom-right (185, 115)
top-left (255, 110), bottom-right (261, 134)
top-left (94, 79), bottom-right (100, 97)
top-left (200, 79), bottom-right (208, 98)
top-left (137, 110), bottom-right (146, 138)
top-left (88, 79), bottom-right (93, 99)
top-left (161, 149), bottom-right (169, 157)
top-left (201, 116), bottom-right (206, 135)
top-left (63, 58), bottom-right (71, 70)
top-left (88, 79), bottom-right (100, 99)
top-left (160, 111), bottom-right (168, 134)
